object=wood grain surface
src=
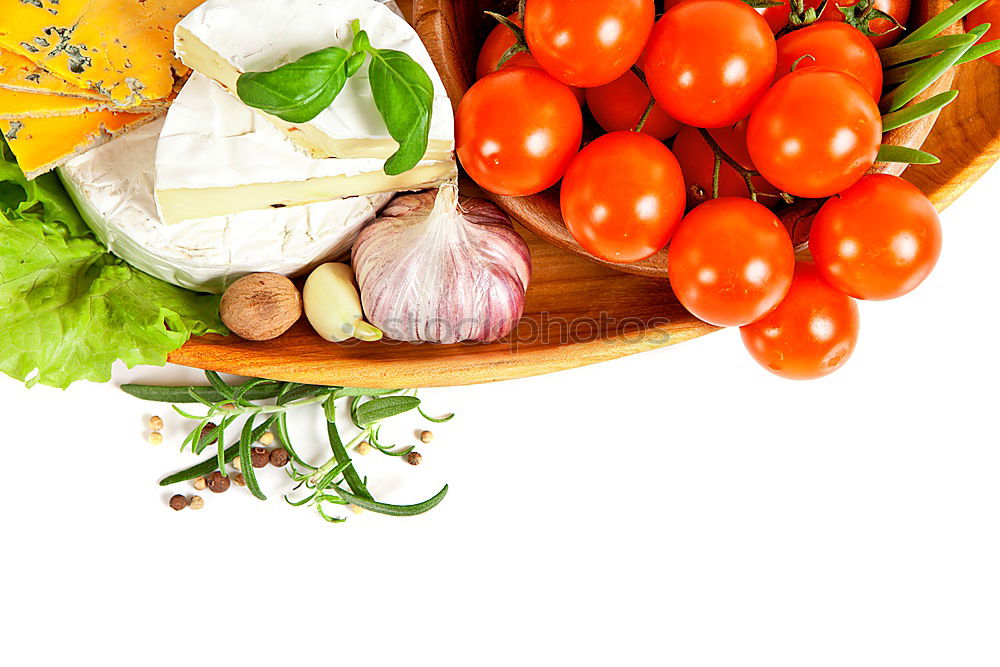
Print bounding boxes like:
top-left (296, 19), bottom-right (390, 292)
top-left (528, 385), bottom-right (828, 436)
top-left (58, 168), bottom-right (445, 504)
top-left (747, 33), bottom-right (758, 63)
top-left (169, 0), bottom-right (1000, 387)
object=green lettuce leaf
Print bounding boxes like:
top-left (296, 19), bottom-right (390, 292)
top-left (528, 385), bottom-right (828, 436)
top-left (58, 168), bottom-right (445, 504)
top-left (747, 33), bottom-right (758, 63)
top-left (0, 140), bottom-right (227, 389)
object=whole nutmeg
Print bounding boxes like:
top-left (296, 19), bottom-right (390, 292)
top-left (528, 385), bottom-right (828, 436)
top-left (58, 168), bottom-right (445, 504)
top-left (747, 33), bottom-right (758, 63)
top-left (206, 471), bottom-right (231, 493)
top-left (169, 494), bottom-right (187, 511)
top-left (250, 446), bottom-right (269, 468)
top-left (405, 451), bottom-right (422, 466)
top-left (269, 448), bottom-right (290, 467)
top-left (220, 272), bottom-right (302, 341)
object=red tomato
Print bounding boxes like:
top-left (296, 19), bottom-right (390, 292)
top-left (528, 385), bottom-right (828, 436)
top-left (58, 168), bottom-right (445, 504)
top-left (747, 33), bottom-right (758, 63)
top-left (667, 198), bottom-right (795, 326)
top-left (456, 67), bottom-right (582, 197)
top-left (809, 174), bottom-right (942, 300)
top-left (561, 131), bottom-right (686, 263)
top-left (644, 0), bottom-right (776, 128)
top-left (671, 123), bottom-right (779, 209)
top-left (967, 0), bottom-right (1000, 66)
top-left (524, 0), bottom-right (655, 87)
top-left (746, 67), bottom-right (881, 198)
top-left (585, 69), bottom-right (681, 140)
top-left (775, 22), bottom-right (883, 101)
top-left (475, 15), bottom-right (585, 105)
top-left (759, 0), bottom-right (910, 48)
top-left (740, 262), bottom-right (860, 380)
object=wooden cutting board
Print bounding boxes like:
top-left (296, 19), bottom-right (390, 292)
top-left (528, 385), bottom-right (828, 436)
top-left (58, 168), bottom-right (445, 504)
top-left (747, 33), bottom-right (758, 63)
top-left (169, 3), bottom-right (1000, 388)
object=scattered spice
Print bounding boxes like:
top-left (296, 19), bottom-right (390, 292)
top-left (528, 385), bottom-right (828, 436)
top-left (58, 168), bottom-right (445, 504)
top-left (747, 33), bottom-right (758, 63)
top-left (259, 431), bottom-right (276, 446)
top-left (420, 430), bottom-right (434, 443)
top-left (169, 494), bottom-right (187, 511)
top-left (350, 505), bottom-right (364, 514)
top-left (355, 441), bottom-right (372, 455)
top-left (193, 476), bottom-right (207, 490)
top-left (250, 446), bottom-right (269, 468)
top-left (206, 471), bottom-right (231, 493)
top-left (405, 451), bottom-right (422, 466)
top-left (189, 495), bottom-right (205, 510)
top-left (148, 431), bottom-right (164, 446)
top-left (232, 455), bottom-right (243, 471)
top-left (269, 448), bottom-right (290, 467)
top-left (148, 415), bottom-right (164, 432)
top-left (233, 473), bottom-right (247, 487)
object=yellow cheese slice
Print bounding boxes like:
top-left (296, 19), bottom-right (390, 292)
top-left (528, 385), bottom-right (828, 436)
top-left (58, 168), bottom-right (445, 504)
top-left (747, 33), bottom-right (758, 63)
top-left (0, 87), bottom-right (109, 119)
top-left (0, 48), bottom-right (106, 99)
top-left (0, 0), bottom-right (202, 108)
top-left (1, 109), bottom-right (153, 179)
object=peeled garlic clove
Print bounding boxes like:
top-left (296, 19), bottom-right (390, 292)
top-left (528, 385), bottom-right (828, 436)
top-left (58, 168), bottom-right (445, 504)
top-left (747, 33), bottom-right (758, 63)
top-left (303, 263), bottom-right (382, 343)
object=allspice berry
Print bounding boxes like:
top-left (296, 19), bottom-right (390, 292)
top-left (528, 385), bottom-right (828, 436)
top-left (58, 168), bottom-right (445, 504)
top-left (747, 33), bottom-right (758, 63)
top-left (250, 446), bottom-right (269, 468)
top-left (405, 451), bottom-right (422, 466)
top-left (193, 476), bottom-right (208, 490)
top-left (206, 471), bottom-right (231, 493)
top-left (188, 495), bottom-right (205, 510)
top-left (233, 473), bottom-right (247, 487)
top-left (419, 430), bottom-right (434, 443)
top-left (219, 272), bottom-right (302, 341)
top-left (148, 415), bottom-right (164, 432)
top-left (269, 448), bottom-right (290, 467)
top-left (169, 494), bottom-right (187, 511)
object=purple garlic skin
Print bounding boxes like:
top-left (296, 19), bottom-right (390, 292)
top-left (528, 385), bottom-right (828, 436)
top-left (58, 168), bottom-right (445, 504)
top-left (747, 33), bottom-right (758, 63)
top-left (351, 184), bottom-right (532, 344)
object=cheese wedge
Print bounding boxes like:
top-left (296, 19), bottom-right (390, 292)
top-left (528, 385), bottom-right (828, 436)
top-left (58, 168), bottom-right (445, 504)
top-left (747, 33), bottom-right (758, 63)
top-left (59, 119), bottom-right (394, 293)
top-left (175, 0), bottom-right (455, 161)
top-left (0, 49), bottom-right (105, 100)
top-left (0, 0), bottom-right (202, 108)
top-left (2, 109), bottom-right (153, 179)
top-left (154, 73), bottom-right (456, 225)
top-left (0, 87), bottom-right (109, 120)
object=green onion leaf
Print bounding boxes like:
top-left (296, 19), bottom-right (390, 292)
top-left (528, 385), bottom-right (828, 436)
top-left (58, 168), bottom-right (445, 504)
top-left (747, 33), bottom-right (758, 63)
top-left (875, 144), bottom-right (941, 164)
top-left (899, 0), bottom-right (990, 44)
top-left (879, 32), bottom-right (977, 66)
top-left (881, 89), bottom-right (959, 131)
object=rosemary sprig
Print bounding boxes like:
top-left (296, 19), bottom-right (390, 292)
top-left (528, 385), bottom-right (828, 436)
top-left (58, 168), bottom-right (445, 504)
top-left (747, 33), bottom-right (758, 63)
top-left (126, 371), bottom-right (452, 523)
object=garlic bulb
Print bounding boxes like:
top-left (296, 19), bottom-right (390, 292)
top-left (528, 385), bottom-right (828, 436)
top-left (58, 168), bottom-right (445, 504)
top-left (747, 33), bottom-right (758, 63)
top-left (352, 183), bottom-right (531, 344)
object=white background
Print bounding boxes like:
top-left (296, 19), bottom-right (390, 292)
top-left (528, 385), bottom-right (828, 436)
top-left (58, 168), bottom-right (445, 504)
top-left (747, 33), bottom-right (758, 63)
top-left (2, 163), bottom-right (998, 665)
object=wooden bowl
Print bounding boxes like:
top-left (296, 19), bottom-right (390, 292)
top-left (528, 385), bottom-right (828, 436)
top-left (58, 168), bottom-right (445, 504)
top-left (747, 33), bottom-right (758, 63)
top-left (415, 0), bottom-right (961, 276)
top-left (170, 0), bottom-right (1000, 387)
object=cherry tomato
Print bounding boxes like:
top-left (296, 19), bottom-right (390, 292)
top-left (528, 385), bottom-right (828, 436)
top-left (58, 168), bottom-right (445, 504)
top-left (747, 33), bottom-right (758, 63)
top-left (456, 67), bottom-right (582, 197)
top-left (524, 0), bottom-right (655, 87)
top-left (809, 174), bottom-right (942, 300)
top-left (746, 67), bottom-right (881, 198)
top-left (775, 22), bottom-right (883, 101)
top-left (644, 0), bottom-right (776, 128)
top-left (561, 131), bottom-right (686, 263)
top-left (967, 0), bottom-right (1000, 66)
top-left (475, 15), bottom-right (585, 105)
top-left (671, 122), bottom-right (779, 209)
top-left (740, 262), bottom-right (860, 380)
top-left (667, 197), bottom-right (795, 326)
top-left (759, 0), bottom-right (910, 48)
top-left (585, 69), bottom-right (681, 140)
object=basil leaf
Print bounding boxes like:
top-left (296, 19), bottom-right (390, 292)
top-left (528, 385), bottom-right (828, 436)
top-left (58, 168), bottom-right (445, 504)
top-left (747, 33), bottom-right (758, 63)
top-left (236, 46), bottom-right (349, 123)
top-left (367, 48), bottom-right (434, 175)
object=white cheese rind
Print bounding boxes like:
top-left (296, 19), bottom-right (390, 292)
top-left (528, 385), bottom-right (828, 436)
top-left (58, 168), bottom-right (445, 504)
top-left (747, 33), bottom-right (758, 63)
top-left (59, 119), bottom-right (393, 294)
top-left (154, 73), bottom-right (455, 225)
top-left (175, 0), bottom-right (455, 161)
